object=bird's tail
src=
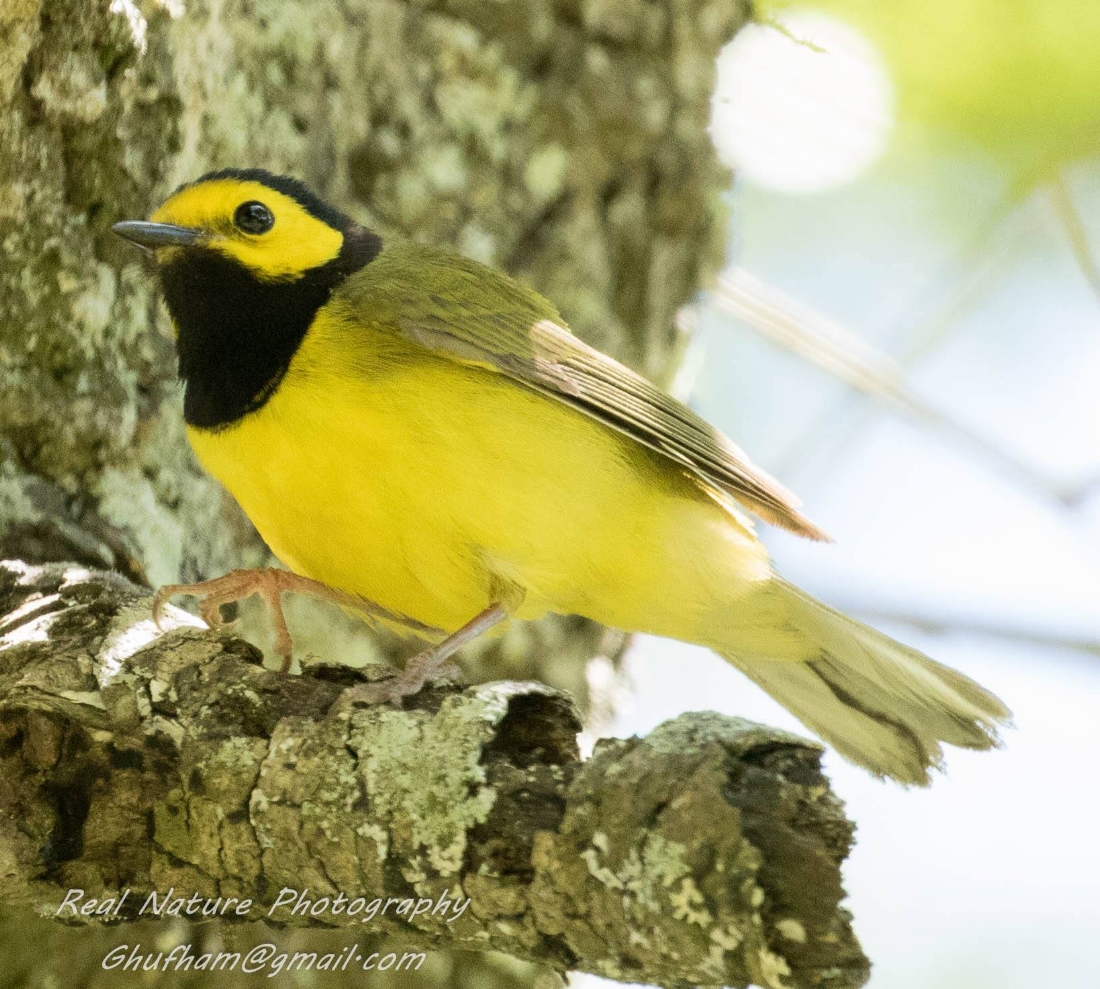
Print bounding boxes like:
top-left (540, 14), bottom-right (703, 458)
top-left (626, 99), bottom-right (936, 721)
top-left (714, 579), bottom-right (1012, 785)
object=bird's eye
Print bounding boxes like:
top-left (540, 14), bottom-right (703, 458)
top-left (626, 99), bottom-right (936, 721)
top-left (233, 200), bottom-right (274, 235)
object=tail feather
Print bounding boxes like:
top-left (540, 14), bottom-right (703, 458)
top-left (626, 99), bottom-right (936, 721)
top-left (717, 580), bottom-right (1011, 786)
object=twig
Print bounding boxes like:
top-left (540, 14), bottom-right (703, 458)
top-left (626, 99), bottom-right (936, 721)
top-left (1047, 169), bottom-right (1100, 305)
top-left (831, 598), bottom-right (1100, 658)
top-left (710, 268), bottom-right (1071, 502)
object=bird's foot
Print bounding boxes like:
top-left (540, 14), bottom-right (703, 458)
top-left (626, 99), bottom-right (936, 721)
top-left (328, 602), bottom-right (510, 714)
top-left (329, 648), bottom-right (465, 713)
top-left (152, 567), bottom-right (370, 673)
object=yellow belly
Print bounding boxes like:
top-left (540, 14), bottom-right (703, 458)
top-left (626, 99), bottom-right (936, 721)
top-left (186, 309), bottom-right (768, 638)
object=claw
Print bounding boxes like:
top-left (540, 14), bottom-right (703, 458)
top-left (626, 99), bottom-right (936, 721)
top-left (328, 603), bottom-right (506, 716)
top-left (328, 652), bottom-right (464, 713)
top-left (198, 597), bottom-right (234, 629)
top-left (152, 569), bottom-right (490, 682)
top-left (149, 569), bottom-right (301, 672)
top-left (152, 583), bottom-right (186, 631)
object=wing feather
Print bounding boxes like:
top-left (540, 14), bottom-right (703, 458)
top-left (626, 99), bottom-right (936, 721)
top-left (349, 245), bottom-right (829, 540)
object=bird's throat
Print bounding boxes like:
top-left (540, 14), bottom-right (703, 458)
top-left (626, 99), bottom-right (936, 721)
top-left (160, 231), bottom-right (380, 430)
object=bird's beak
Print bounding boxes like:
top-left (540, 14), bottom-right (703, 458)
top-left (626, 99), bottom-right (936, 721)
top-left (111, 220), bottom-right (206, 250)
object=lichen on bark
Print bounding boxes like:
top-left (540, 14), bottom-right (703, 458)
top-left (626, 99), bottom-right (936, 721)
top-left (0, 562), bottom-right (869, 989)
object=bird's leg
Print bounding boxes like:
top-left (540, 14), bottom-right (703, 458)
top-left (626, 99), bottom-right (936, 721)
top-left (153, 568), bottom-right (439, 674)
top-left (398, 603), bottom-right (509, 691)
top-left (153, 569), bottom-right (298, 670)
top-left (330, 603), bottom-right (509, 712)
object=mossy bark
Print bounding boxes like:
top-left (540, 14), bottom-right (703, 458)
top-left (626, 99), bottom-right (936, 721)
top-left (0, 562), bottom-right (869, 989)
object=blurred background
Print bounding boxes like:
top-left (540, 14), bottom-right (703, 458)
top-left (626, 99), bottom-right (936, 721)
top-left (582, 4), bottom-right (1100, 987)
top-left (3, 0), bottom-right (1099, 987)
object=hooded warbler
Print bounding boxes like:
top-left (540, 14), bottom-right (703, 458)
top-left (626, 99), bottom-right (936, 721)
top-left (113, 168), bottom-right (1010, 784)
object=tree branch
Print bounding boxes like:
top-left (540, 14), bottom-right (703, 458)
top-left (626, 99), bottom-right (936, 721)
top-left (0, 560), bottom-right (868, 989)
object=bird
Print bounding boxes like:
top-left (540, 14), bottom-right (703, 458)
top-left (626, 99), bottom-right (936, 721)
top-left (113, 168), bottom-right (1010, 785)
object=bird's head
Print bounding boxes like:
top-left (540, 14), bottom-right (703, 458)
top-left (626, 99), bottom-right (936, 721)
top-left (113, 169), bottom-right (382, 429)
top-left (113, 168), bottom-right (380, 283)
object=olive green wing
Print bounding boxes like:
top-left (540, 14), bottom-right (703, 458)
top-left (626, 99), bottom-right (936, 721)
top-left (356, 244), bottom-right (828, 540)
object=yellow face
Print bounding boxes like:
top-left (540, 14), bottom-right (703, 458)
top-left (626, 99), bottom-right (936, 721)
top-left (150, 177), bottom-right (344, 281)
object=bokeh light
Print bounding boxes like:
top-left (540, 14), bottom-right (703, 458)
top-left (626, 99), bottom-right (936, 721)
top-left (710, 10), bottom-right (894, 194)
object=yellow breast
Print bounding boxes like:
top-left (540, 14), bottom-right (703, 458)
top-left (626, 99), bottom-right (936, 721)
top-left (187, 308), bottom-right (767, 638)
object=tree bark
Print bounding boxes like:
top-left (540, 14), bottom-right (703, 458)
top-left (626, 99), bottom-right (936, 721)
top-left (0, 561), bottom-right (868, 989)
